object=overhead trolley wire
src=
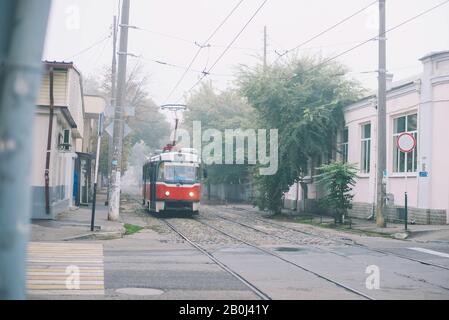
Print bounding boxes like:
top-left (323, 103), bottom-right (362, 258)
top-left (176, 0), bottom-right (269, 103)
top-left (274, 0), bottom-right (378, 63)
top-left (64, 32), bottom-right (112, 61)
top-left (163, 0), bottom-right (246, 104)
top-left (288, 0), bottom-right (449, 80)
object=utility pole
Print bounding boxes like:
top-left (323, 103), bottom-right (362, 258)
top-left (106, 15), bottom-right (118, 206)
top-left (0, 0), bottom-right (51, 299)
top-left (91, 113), bottom-right (104, 231)
top-left (376, 0), bottom-right (387, 228)
top-left (263, 25), bottom-right (267, 70)
top-left (108, 0), bottom-right (131, 221)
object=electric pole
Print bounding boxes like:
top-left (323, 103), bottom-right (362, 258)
top-left (376, 0), bottom-right (387, 228)
top-left (263, 25), bottom-right (267, 70)
top-left (106, 15), bottom-right (118, 206)
top-left (109, 0), bottom-right (131, 221)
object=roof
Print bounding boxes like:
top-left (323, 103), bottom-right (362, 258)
top-left (43, 60), bottom-right (82, 77)
top-left (344, 73), bottom-right (421, 111)
top-left (84, 95), bottom-right (107, 115)
top-left (419, 50), bottom-right (449, 61)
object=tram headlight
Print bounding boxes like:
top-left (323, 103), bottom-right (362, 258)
top-left (165, 191), bottom-right (170, 197)
top-left (189, 192), bottom-right (194, 198)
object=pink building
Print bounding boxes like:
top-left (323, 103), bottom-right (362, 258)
top-left (285, 51), bottom-right (449, 224)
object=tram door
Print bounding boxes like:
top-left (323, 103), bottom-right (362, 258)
top-left (149, 162), bottom-right (158, 211)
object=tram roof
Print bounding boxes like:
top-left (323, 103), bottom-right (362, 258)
top-left (149, 150), bottom-right (201, 164)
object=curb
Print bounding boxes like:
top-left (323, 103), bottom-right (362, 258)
top-left (62, 229), bottom-right (125, 241)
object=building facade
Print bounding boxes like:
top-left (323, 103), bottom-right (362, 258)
top-left (31, 62), bottom-right (103, 219)
top-left (284, 51), bottom-right (449, 225)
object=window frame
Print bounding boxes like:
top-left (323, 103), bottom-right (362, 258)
top-left (392, 113), bottom-right (418, 174)
top-left (360, 122), bottom-right (371, 174)
top-left (341, 126), bottom-right (349, 163)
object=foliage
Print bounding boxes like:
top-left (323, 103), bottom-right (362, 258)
top-left (183, 82), bottom-right (254, 184)
top-left (315, 161), bottom-right (358, 223)
top-left (83, 64), bottom-right (171, 176)
top-left (124, 224), bottom-right (143, 235)
top-left (237, 56), bottom-right (363, 214)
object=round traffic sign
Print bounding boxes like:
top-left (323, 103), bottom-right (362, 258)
top-left (397, 132), bottom-right (416, 153)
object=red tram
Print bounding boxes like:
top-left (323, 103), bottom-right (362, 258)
top-left (142, 147), bottom-right (202, 214)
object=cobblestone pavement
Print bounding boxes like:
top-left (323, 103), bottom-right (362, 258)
top-left (120, 198), bottom-right (345, 249)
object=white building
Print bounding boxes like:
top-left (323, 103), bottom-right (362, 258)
top-left (284, 51), bottom-right (449, 225)
top-left (31, 62), bottom-right (104, 219)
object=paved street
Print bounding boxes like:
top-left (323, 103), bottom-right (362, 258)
top-left (28, 198), bottom-right (449, 300)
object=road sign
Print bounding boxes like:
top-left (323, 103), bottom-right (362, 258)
top-left (105, 123), bottom-right (133, 138)
top-left (123, 123), bottom-right (132, 138)
top-left (419, 171), bottom-right (428, 177)
top-left (397, 133), bottom-right (416, 153)
top-left (105, 123), bottom-right (114, 137)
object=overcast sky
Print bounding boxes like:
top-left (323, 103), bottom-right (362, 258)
top-left (43, 0), bottom-right (449, 106)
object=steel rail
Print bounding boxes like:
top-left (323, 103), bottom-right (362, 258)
top-left (160, 218), bottom-right (272, 301)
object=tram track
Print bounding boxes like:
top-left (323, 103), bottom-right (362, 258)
top-left (200, 207), bottom-right (449, 294)
top-left (159, 218), bottom-right (272, 300)
top-left (126, 196), bottom-right (447, 298)
top-left (218, 205), bottom-right (449, 272)
top-left (190, 215), bottom-right (375, 300)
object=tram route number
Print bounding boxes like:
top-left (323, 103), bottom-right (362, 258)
top-left (179, 304), bottom-right (270, 318)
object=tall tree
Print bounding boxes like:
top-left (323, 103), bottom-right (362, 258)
top-left (83, 63), bottom-right (171, 176)
top-left (183, 82), bottom-right (254, 185)
top-left (237, 57), bottom-right (364, 214)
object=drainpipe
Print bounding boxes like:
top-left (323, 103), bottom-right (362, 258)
top-left (44, 67), bottom-right (54, 215)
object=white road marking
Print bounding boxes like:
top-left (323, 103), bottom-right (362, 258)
top-left (409, 247), bottom-right (449, 259)
top-left (27, 242), bottom-right (105, 295)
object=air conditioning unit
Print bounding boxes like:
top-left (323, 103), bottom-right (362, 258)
top-left (58, 129), bottom-right (72, 151)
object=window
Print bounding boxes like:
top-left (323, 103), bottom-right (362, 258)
top-left (58, 129), bottom-right (71, 151)
top-left (393, 114), bottom-right (417, 173)
top-left (342, 127), bottom-right (349, 163)
top-left (158, 162), bottom-right (199, 183)
top-left (360, 123), bottom-right (371, 173)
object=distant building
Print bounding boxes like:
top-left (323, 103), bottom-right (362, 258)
top-left (31, 61), bottom-right (104, 219)
top-left (284, 51), bottom-right (449, 225)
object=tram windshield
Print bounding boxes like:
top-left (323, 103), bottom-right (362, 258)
top-left (158, 162), bottom-right (199, 184)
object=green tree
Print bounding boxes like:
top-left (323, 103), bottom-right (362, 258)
top-left (237, 57), bottom-right (363, 214)
top-left (183, 82), bottom-right (254, 185)
top-left (316, 161), bottom-right (358, 223)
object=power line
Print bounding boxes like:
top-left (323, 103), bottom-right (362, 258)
top-left (275, 0), bottom-right (378, 63)
top-left (65, 32), bottom-right (112, 60)
top-left (289, 0), bottom-right (449, 80)
top-left (139, 56), bottom-right (233, 77)
top-left (163, 0), bottom-right (246, 104)
top-left (208, 0), bottom-right (269, 73)
top-left (136, 26), bottom-right (260, 52)
top-left (177, 0), bottom-right (269, 103)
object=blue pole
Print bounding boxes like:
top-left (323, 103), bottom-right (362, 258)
top-left (0, 0), bottom-right (52, 299)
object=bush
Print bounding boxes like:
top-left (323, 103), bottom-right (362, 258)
top-left (316, 162), bottom-right (357, 224)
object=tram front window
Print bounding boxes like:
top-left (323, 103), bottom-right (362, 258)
top-left (159, 163), bottom-right (198, 184)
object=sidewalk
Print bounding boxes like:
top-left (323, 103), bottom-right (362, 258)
top-left (31, 192), bottom-right (125, 242)
top-left (349, 218), bottom-right (449, 242)
top-left (229, 204), bottom-right (449, 243)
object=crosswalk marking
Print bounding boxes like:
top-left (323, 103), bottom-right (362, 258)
top-left (27, 242), bottom-right (105, 296)
top-left (409, 247), bottom-right (449, 259)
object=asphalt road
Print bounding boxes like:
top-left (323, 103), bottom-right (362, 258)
top-left (28, 200), bottom-right (449, 300)
top-left (99, 201), bottom-right (449, 300)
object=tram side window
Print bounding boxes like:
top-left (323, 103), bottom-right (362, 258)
top-left (158, 163), bottom-right (165, 181)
